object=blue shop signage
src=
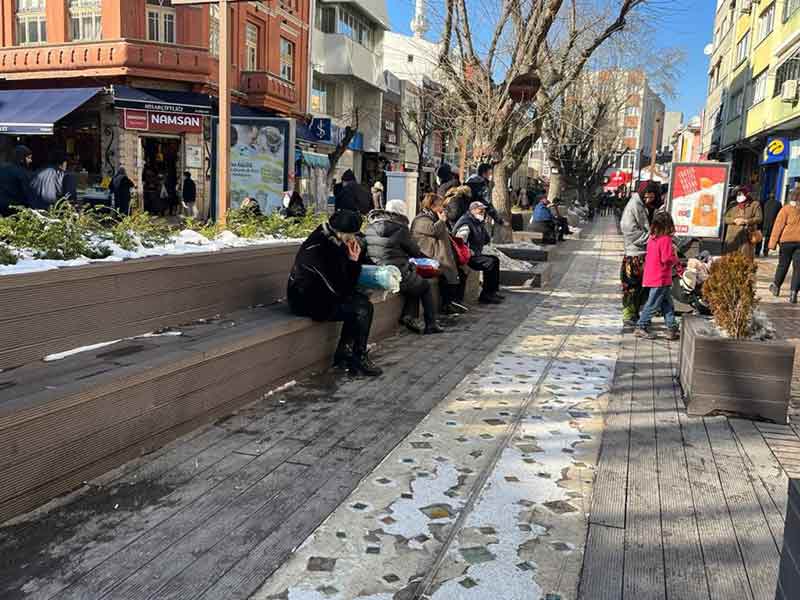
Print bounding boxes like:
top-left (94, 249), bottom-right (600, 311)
top-left (297, 118), bottom-right (363, 151)
top-left (762, 137), bottom-right (790, 165)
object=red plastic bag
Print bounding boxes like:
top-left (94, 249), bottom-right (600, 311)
top-left (451, 236), bottom-right (472, 266)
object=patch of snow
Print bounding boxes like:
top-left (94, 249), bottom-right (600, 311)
top-left (44, 340), bottom-right (123, 362)
top-left (264, 380), bottom-right (297, 399)
top-left (483, 245), bottom-right (533, 272)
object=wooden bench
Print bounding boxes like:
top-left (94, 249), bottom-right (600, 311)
top-left (0, 295), bottom-right (405, 523)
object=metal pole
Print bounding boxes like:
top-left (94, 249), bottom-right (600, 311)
top-left (217, 0), bottom-right (230, 224)
top-left (650, 114), bottom-right (662, 176)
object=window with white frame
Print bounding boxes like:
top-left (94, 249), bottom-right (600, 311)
top-left (625, 127), bottom-right (637, 138)
top-left (315, 5), bottom-right (335, 32)
top-left (311, 74), bottom-right (335, 114)
top-left (752, 70), bottom-right (768, 105)
top-left (16, 0), bottom-right (46, 45)
top-left (69, 0), bottom-right (102, 41)
top-left (336, 7), bottom-right (374, 49)
top-left (730, 89), bottom-right (744, 119)
top-left (280, 38), bottom-right (295, 82)
top-left (147, 0), bottom-right (175, 44)
top-left (245, 23), bottom-right (258, 70)
top-left (736, 31), bottom-right (750, 65)
top-left (757, 3), bottom-right (775, 43)
top-left (625, 105), bottom-right (640, 116)
top-left (786, 0), bottom-right (800, 21)
top-left (209, 4), bottom-right (219, 55)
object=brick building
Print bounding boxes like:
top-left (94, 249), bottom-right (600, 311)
top-left (0, 0), bottom-right (310, 216)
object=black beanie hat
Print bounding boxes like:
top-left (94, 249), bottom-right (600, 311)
top-left (341, 169), bottom-right (356, 183)
top-left (437, 163), bottom-right (453, 181)
top-left (329, 209), bottom-right (362, 234)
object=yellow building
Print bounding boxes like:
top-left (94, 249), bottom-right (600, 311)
top-left (704, 0), bottom-right (800, 203)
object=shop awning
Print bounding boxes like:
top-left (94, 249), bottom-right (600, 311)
top-left (113, 85), bottom-right (276, 118)
top-left (301, 151), bottom-right (330, 170)
top-left (0, 87), bottom-right (102, 135)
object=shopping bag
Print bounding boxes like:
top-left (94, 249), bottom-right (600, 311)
top-left (450, 236), bottom-right (472, 265)
top-left (410, 258), bottom-right (441, 279)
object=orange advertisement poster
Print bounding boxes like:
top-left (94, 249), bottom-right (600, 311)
top-left (668, 162), bottom-right (730, 238)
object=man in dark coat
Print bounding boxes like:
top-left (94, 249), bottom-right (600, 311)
top-left (181, 171), bottom-right (197, 217)
top-left (465, 163), bottom-right (503, 225)
top-left (110, 167), bottom-right (135, 216)
top-left (759, 193), bottom-right (782, 257)
top-left (334, 169), bottom-right (372, 215)
top-left (454, 201), bottom-right (504, 305)
top-left (0, 145), bottom-right (35, 215)
top-left (287, 209), bottom-right (382, 377)
top-left (436, 163), bottom-right (459, 198)
top-left (30, 151), bottom-right (71, 209)
top-left (365, 199), bottom-right (443, 335)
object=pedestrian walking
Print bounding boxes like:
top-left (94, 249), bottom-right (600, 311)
top-left (366, 199), bottom-right (444, 335)
top-left (334, 169), bottom-right (372, 215)
top-left (635, 212), bottom-right (683, 340)
top-left (768, 189), bottom-right (800, 304)
top-left (181, 171), bottom-right (197, 218)
top-left (29, 150), bottom-right (70, 208)
top-left (453, 202), bottom-right (505, 305)
top-left (759, 193), bottom-right (781, 257)
top-left (411, 193), bottom-right (468, 315)
top-left (287, 209), bottom-right (382, 377)
top-left (0, 145), bottom-right (35, 215)
top-left (619, 182), bottom-right (661, 326)
top-left (723, 186), bottom-right (763, 258)
top-left (110, 167), bottom-right (135, 216)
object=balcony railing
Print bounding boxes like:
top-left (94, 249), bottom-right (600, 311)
top-left (241, 71), bottom-right (297, 105)
top-left (0, 39), bottom-right (210, 80)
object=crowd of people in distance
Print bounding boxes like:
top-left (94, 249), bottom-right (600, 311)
top-left (286, 163), bottom-right (505, 377)
top-left (0, 145), bottom-right (79, 216)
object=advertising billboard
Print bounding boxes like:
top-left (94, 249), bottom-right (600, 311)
top-left (668, 162), bottom-right (731, 239)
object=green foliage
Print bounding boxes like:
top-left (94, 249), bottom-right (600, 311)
top-left (702, 254), bottom-right (759, 339)
top-left (198, 208), bottom-right (326, 241)
top-left (111, 211), bottom-right (173, 250)
top-left (0, 243), bottom-right (17, 265)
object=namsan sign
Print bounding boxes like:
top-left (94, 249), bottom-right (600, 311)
top-left (123, 109), bottom-right (203, 134)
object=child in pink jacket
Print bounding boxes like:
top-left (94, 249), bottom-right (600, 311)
top-left (636, 212), bottom-right (683, 340)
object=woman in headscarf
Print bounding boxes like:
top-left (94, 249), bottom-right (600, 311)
top-left (723, 185), bottom-right (763, 258)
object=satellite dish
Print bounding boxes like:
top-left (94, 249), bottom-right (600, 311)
top-left (703, 43), bottom-right (714, 56)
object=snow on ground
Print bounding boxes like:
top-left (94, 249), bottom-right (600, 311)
top-left (43, 330), bottom-right (183, 362)
top-left (0, 229), bottom-right (302, 277)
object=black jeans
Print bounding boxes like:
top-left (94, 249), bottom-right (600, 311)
top-left (775, 242), bottom-right (800, 292)
top-left (469, 254), bottom-right (500, 296)
top-left (400, 272), bottom-right (436, 325)
top-left (330, 292), bottom-right (374, 357)
top-left (440, 269), bottom-right (467, 306)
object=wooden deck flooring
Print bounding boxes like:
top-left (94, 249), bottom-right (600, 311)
top-left (580, 332), bottom-right (792, 600)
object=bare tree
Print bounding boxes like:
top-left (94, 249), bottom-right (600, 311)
top-left (435, 0), bottom-right (655, 240)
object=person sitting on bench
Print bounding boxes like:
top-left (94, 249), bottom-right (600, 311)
top-left (453, 202), bottom-right (505, 305)
top-left (287, 209), bottom-right (382, 377)
top-left (531, 197), bottom-right (559, 243)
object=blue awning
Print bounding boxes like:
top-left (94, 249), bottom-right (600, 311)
top-left (0, 87), bottom-right (102, 135)
top-left (301, 151), bottom-right (330, 170)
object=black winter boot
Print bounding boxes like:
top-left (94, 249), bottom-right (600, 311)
top-left (790, 291), bottom-right (798, 305)
top-left (349, 353), bottom-right (383, 377)
top-left (333, 344), bottom-right (352, 370)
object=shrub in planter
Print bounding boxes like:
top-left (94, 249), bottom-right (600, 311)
top-left (702, 253), bottom-right (758, 339)
top-left (0, 243), bottom-right (17, 265)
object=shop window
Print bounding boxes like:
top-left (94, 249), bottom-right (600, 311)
top-left (16, 0), bottom-right (47, 45)
top-left (784, 0), bottom-right (800, 22)
top-left (774, 55), bottom-right (800, 97)
top-left (70, 0), bottom-right (102, 42)
top-left (280, 38), bottom-right (295, 82)
top-left (756, 3), bottom-right (775, 44)
top-left (209, 4), bottom-right (219, 56)
top-left (245, 23), bottom-right (258, 70)
top-left (752, 70), bottom-right (768, 106)
top-left (147, 1), bottom-right (175, 44)
top-left (736, 31), bottom-right (750, 66)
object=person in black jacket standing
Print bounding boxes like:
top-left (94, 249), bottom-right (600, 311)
top-left (181, 171), bottom-right (197, 218)
top-left (287, 209), bottom-right (382, 377)
top-left (110, 167), bottom-right (135, 216)
top-left (759, 193), bottom-right (782, 257)
top-left (334, 169), bottom-right (372, 215)
top-left (366, 199), bottom-right (444, 335)
top-left (454, 202), bottom-right (504, 304)
top-left (0, 145), bottom-right (35, 215)
top-left (465, 163), bottom-right (503, 226)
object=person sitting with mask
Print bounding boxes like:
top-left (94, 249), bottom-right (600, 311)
top-left (454, 202), bottom-right (505, 305)
top-left (287, 209), bottom-right (382, 377)
top-left (366, 199), bottom-right (444, 335)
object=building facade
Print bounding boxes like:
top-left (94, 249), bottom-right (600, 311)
top-left (703, 0), bottom-right (800, 203)
top-left (661, 111), bottom-right (684, 151)
top-left (0, 0), bottom-right (311, 216)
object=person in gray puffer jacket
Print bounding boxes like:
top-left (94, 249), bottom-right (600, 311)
top-left (620, 181), bottom-right (662, 325)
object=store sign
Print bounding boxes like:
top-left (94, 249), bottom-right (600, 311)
top-left (122, 109), bottom-right (203, 133)
top-left (668, 161), bottom-right (731, 239)
top-left (762, 137), bottom-right (790, 165)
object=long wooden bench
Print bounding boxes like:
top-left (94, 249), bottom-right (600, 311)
top-left (0, 295), bottom-right (404, 523)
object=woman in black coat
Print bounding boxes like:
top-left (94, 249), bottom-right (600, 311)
top-left (365, 200), bottom-right (443, 335)
top-left (287, 209), bottom-right (381, 377)
top-left (110, 167), bottom-right (135, 216)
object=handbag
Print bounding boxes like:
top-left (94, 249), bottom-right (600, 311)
top-left (410, 258), bottom-right (441, 279)
top-left (748, 226), bottom-right (763, 246)
top-left (450, 235), bottom-right (472, 266)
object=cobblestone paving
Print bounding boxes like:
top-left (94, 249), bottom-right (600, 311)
top-left (253, 221), bottom-right (623, 600)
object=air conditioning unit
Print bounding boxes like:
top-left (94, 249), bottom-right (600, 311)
top-left (782, 80), bottom-right (798, 103)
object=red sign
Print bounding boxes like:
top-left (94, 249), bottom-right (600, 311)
top-left (669, 161), bottom-right (731, 239)
top-left (122, 109), bottom-right (203, 133)
top-left (604, 170), bottom-right (632, 191)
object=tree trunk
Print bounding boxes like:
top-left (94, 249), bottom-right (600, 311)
top-left (491, 161), bottom-right (513, 243)
top-left (548, 159), bottom-right (563, 202)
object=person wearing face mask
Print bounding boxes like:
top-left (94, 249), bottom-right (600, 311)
top-left (454, 202), bottom-right (504, 304)
top-left (412, 193), bottom-right (468, 315)
top-left (723, 186), bottom-right (763, 258)
top-left (768, 189), bottom-right (800, 304)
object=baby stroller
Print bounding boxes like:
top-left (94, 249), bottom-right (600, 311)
top-left (672, 253), bottom-right (712, 316)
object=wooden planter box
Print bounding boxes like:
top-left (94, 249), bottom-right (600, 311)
top-left (776, 479), bottom-right (800, 600)
top-left (0, 243), bottom-right (301, 370)
top-left (679, 315), bottom-right (795, 423)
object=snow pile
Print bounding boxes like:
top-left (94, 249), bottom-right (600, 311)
top-left (43, 330), bottom-right (183, 362)
top-left (0, 229), bottom-right (302, 277)
top-left (483, 245), bottom-right (533, 271)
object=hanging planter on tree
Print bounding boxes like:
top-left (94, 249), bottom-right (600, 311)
top-left (509, 73), bottom-right (541, 103)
